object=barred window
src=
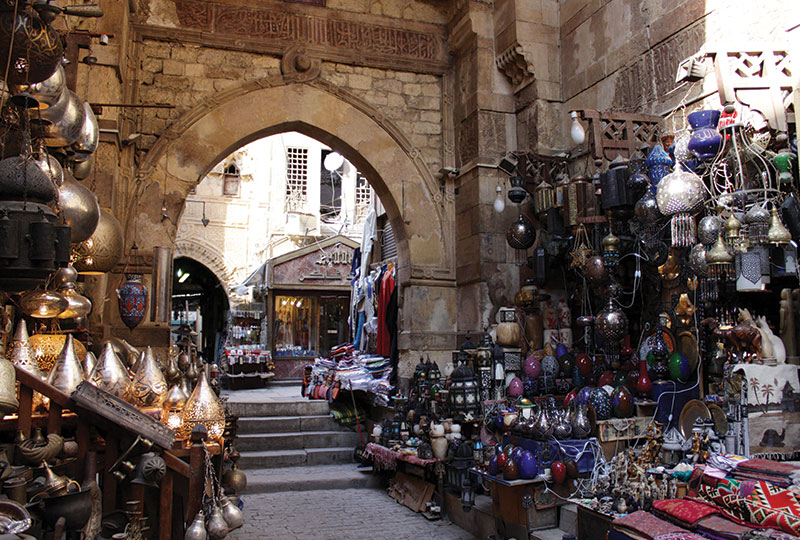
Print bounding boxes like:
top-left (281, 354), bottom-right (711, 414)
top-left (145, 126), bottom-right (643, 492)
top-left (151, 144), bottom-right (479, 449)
top-left (286, 147), bottom-right (308, 211)
top-left (355, 173), bottom-right (373, 221)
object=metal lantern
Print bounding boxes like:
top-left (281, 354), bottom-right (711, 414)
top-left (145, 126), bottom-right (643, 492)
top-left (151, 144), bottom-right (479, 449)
top-left (72, 208), bottom-right (124, 275)
top-left (447, 441), bottom-right (475, 511)
top-left (645, 144), bottom-right (674, 187)
top-left (30, 333), bottom-right (87, 373)
top-left (6, 320), bottom-right (44, 379)
top-left (507, 176), bottom-right (527, 204)
top-left (448, 360), bottom-right (480, 421)
top-left (768, 207), bottom-right (792, 245)
top-left (562, 175), bottom-right (598, 227)
top-left (600, 155), bottom-right (634, 212)
top-left (57, 173), bottom-right (100, 244)
top-left (53, 266), bottom-right (92, 319)
top-left (46, 334), bottom-right (85, 395)
top-left (90, 343), bottom-right (131, 399)
top-left (179, 372), bottom-right (225, 441)
top-left (533, 180), bottom-right (555, 215)
top-left (18, 289), bottom-right (68, 318)
top-left (745, 204), bottom-right (770, 246)
top-left (130, 346), bottom-right (168, 408)
top-left (506, 214), bottom-right (536, 250)
top-left (595, 298), bottom-right (628, 363)
top-left (656, 166), bottom-right (705, 247)
top-left (735, 246), bottom-right (770, 292)
top-left (698, 215), bottom-right (722, 246)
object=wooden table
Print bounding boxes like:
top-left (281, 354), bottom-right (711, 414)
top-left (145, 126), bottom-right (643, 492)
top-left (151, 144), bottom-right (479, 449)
top-left (576, 503), bottom-right (615, 540)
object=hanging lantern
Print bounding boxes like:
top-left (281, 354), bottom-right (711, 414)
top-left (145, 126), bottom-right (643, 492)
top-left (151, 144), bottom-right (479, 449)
top-left (602, 229), bottom-right (621, 268)
top-left (89, 343), bottom-right (131, 399)
top-left (744, 204), bottom-right (770, 246)
top-left (645, 144), bottom-right (674, 188)
top-left (600, 155), bottom-right (633, 212)
top-left (634, 190), bottom-right (661, 237)
top-left (448, 360), bottom-right (480, 421)
top-left (117, 274), bottom-right (148, 330)
top-left (533, 180), bottom-right (555, 216)
top-left (563, 175), bottom-right (598, 227)
top-left (595, 298), bottom-right (628, 365)
top-left (697, 215), bottom-right (722, 246)
top-left (768, 207), bottom-right (792, 245)
top-left (706, 234), bottom-right (734, 282)
top-left (46, 334), bottom-right (85, 395)
top-left (656, 166), bottom-right (706, 247)
top-left (130, 347), bottom-right (168, 408)
top-left (53, 266), bottom-right (92, 319)
top-left (506, 214), bottom-right (536, 249)
top-left (0, 6), bottom-right (64, 85)
top-left (57, 173), bottom-right (100, 244)
top-left (72, 208), bottom-right (124, 275)
top-left (179, 372), bottom-right (225, 441)
top-left (507, 176), bottom-right (527, 204)
top-left (18, 289), bottom-right (68, 319)
top-left (0, 349), bottom-right (18, 414)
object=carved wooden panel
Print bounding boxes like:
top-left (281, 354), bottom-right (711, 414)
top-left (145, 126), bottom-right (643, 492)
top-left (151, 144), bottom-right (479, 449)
top-left (579, 110), bottom-right (662, 162)
top-left (171, 0), bottom-right (448, 73)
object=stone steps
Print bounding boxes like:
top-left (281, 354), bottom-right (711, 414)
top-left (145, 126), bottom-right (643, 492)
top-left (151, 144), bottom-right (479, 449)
top-left (237, 414), bottom-right (350, 434)
top-left (236, 430), bottom-right (361, 452)
top-left (242, 464), bottom-right (381, 494)
top-left (227, 399), bottom-right (330, 418)
top-left (238, 447), bottom-right (357, 469)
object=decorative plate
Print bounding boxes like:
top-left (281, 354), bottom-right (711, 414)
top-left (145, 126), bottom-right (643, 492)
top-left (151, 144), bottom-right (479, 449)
top-left (679, 399), bottom-right (711, 440)
top-left (707, 403), bottom-right (728, 436)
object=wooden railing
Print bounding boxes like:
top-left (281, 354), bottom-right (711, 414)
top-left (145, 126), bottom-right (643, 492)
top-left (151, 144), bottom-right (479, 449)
top-left (10, 365), bottom-right (215, 540)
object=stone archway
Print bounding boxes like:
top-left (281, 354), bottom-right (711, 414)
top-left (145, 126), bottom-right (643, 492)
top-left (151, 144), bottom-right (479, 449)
top-left (133, 73), bottom-right (458, 375)
top-left (174, 239), bottom-right (236, 302)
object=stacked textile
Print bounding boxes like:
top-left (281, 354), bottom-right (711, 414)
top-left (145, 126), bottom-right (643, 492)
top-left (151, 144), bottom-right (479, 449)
top-left (694, 515), bottom-right (754, 540)
top-left (651, 499), bottom-right (720, 529)
top-left (612, 511), bottom-right (687, 540)
top-left (691, 470), bottom-right (800, 536)
top-left (733, 459), bottom-right (800, 488)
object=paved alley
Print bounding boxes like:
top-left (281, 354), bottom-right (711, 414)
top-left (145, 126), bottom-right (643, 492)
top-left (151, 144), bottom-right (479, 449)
top-left (227, 487), bottom-right (479, 540)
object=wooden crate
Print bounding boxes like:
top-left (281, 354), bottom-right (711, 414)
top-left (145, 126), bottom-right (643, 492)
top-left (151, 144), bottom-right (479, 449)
top-left (596, 416), bottom-right (652, 442)
top-left (490, 480), bottom-right (557, 533)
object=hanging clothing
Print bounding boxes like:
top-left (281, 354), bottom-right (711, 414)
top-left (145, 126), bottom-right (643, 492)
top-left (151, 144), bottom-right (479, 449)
top-left (386, 280), bottom-right (399, 382)
top-left (377, 267), bottom-right (395, 357)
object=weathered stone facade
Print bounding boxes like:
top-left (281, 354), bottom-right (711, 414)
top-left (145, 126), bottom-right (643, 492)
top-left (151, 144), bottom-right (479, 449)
top-left (69, 0), bottom-right (796, 380)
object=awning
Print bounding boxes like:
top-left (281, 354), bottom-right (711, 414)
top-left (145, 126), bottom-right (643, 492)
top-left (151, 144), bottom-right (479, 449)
top-left (232, 262), bottom-right (268, 295)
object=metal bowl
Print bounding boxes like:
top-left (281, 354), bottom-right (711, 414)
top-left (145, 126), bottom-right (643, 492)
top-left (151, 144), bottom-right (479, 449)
top-left (38, 487), bottom-right (92, 531)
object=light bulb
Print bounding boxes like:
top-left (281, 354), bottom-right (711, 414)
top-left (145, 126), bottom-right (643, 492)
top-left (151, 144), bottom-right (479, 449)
top-left (493, 185), bottom-right (505, 213)
top-left (570, 111), bottom-right (585, 145)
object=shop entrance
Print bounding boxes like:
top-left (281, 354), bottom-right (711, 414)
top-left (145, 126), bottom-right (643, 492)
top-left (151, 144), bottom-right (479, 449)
top-left (171, 256), bottom-right (230, 364)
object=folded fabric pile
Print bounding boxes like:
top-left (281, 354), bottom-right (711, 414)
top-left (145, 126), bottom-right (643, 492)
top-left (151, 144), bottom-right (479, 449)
top-left (329, 402), bottom-right (366, 427)
top-left (691, 470), bottom-right (800, 536)
top-left (733, 459), bottom-right (800, 488)
top-left (613, 511), bottom-right (688, 540)
top-left (651, 499), bottom-right (720, 529)
top-left (694, 515), bottom-right (754, 540)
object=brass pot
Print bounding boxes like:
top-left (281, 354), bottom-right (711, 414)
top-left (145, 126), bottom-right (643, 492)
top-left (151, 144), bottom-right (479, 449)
top-left (0, 7), bottom-right (64, 85)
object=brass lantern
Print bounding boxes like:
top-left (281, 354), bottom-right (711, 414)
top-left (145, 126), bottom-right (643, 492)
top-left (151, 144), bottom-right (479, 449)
top-left (130, 346), bottom-right (168, 408)
top-left (6, 320), bottom-right (44, 379)
top-left (46, 334), bottom-right (85, 395)
top-left (30, 333), bottom-right (87, 373)
top-left (161, 383), bottom-right (188, 431)
top-left (72, 208), bottom-right (124, 275)
top-left (18, 289), bottom-right (68, 319)
top-left (89, 343), bottom-right (131, 399)
top-left (179, 372), bottom-right (225, 441)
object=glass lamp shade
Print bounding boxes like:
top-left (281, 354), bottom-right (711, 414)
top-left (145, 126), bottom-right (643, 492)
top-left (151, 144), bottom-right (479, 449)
top-left (89, 343), bottom-right (131, 399)
top-left (19, 289), bottom-right (68, 318)
top-left (57, 174), bottom-right (100, 244)
top-left (46, 334), bottom-right (85, 395)
top-left (72, 208), bottom-right (124, 275)
top-left (30, 333), bottom-right (87, 373)
top-left (179, 372), bottom-right (225, 441)
top-left (129, 346), bottom-right (168, 408)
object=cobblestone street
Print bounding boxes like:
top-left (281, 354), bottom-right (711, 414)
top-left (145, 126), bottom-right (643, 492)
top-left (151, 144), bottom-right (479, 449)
top-left (227, 488), bottom-right (478, 540)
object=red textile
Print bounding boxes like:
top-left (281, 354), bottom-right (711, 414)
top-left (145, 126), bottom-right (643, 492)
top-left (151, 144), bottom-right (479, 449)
top-left (738, 459), bottom-right (800, 476)
top-left (613, 511), bottom-right (687, 540)
top-left (377, 270), bottom-right (394, 356)
top-left (651, 499), bottom-right (719, 527)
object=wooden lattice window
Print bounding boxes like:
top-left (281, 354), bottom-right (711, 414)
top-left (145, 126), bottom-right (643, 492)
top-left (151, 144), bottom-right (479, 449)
top-left (355, 173), bottom-right (373, 221)
top-left (286, 147), bottom-right (308, 211)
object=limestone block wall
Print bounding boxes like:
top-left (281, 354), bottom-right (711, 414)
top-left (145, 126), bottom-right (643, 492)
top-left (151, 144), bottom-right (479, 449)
top-left (561, 0), bottom-right (799, 117)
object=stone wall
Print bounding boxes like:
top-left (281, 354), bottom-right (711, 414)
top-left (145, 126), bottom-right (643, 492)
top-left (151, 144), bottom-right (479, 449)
top-left (561, 0), bottom-right (798, 116)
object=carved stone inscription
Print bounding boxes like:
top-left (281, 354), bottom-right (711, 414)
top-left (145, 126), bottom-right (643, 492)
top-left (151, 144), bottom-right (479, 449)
top-left (175, 0), bottom-right (443, 63)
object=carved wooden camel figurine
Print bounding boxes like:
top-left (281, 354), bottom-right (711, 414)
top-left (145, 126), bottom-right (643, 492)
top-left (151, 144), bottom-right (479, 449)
top-left (701, 317), bottom-right (763, 361)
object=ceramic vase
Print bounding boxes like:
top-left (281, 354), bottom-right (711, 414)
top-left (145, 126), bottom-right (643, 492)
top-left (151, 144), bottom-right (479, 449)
top-left (589, 387), bottom-right (611, 420)
top-left (636, 357), bottom-right (653, 398)
top-left (611, 385), bottom-right (634, 418)
top-left (518, 450), bottom-right (538, 479)
top-left (523, 355), bottom-right (542, 378)
top-left (431, 436), bottom-right (448, 459)
top-left (117, 274), bottom-right (148, 330)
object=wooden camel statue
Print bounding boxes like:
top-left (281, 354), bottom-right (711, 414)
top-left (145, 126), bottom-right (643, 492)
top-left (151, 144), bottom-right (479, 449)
top-left (701, 317), bottom-right (762, 362)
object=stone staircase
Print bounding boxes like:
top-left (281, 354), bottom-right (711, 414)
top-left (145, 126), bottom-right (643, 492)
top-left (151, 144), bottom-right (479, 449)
top-left (227, 388), bottom-right (380, 494)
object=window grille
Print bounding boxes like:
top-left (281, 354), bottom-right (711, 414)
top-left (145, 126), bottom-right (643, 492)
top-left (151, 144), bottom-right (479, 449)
top-left (286, 147), bottom-right (308, 211)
